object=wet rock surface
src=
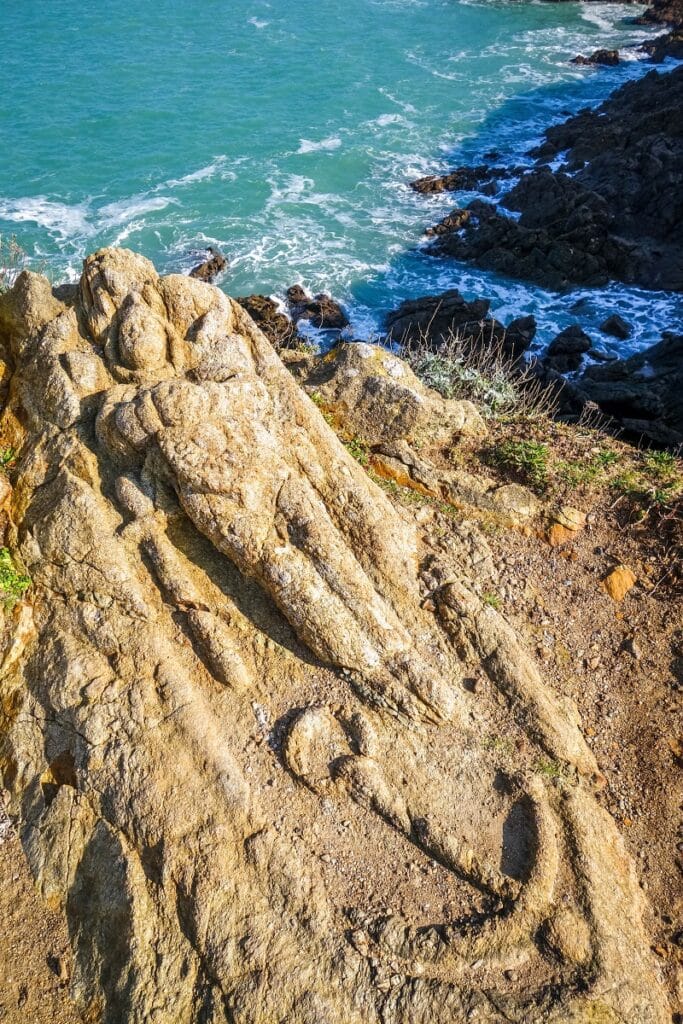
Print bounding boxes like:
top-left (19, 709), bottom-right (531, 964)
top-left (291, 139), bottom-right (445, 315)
top-left (236, 292), bottom-right (302, 349)
top-left (571, 48), bottom-right (620, 65)
top-left (545, 325), bottom-right (593, 374)
top-left (385, 289), bottom-right (536, 357)
top-left (287, 287), bottom-right (349, 330)
top-left (577, 331), bottom-right (683, 445)
top-left (418, 66), bottom-right (683, 293)
top-left (189, 246), bottom-right (228, 283)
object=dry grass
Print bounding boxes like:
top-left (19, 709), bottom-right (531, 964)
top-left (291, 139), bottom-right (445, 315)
top-left (398, 325), bottom-right (559, 421)
top-left (0, 235), bottom-right (28, 293)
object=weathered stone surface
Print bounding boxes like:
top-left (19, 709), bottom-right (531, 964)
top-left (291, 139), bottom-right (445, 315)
top-left (0, 249), bottom-right (670, 1024)
top-left (303, 341), bottom-right (487, 444)
top-left (602, 565), bottom-right (638, 601)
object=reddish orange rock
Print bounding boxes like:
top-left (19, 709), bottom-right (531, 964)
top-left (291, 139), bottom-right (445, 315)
top-left (602, 564), bottom-right (637, 601)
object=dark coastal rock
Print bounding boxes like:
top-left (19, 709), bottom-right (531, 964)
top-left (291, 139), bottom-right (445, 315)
top-left (639, 29), bottom-right (683, 61)
top-left (286, 285), bottom-right (309, 305)
top-left (431, 175), bottom-right (627, 291)
top-left (600, 314), bottom-right (632, 340)
top-left (571, 49), bottom-right (620, 66)
top-left (505, 315), bottom-right (538, 358)
top-left (425, 208), bottom-right (471, 237)
top-left (385, 289), bottom-right (491, 344)
top-left (410, 164), bottom-right (523, 195)
top-left (577, 331), bottom-right (683, 444)
top-left (422, 66), bottom-right (683, 293)
top-left (635, 0), bottom-right (683, 26)
top-left (236, 294), bottom-right (300, 349)
top-left (189, 247), bottom-right (228, 283)
top-left (287, 287), bottom-right (349, 330)
top-left (385, 290), bottom-right (536, 358)
top-left (544, 325), bottom-right (592, 373)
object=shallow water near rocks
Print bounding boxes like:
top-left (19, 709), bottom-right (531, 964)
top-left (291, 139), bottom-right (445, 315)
top-left (1, 0), bottom-right (681, 355)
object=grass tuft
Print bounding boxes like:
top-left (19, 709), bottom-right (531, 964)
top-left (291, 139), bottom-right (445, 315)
top-left (0, 548), bottom-right (31, 609)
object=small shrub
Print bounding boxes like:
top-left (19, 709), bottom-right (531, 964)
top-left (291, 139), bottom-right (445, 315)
top-left (0, 448), bottom-right (16, 471)
top-left (493, 439), bottom-right (549, 490)
top-left (483, 591), bottom-right (501, 609)
top-left (557, 448), bottom-right (620, 488)
top-left (310, 392), bottom-right (335, 427)
top-left (534, 758), bottom-right (569, 783)
top-left (0, 235), bottom-right (27, 293)
top-left (344, 438), bottom-right (369, 466)
top-left (400, 328), bottom-right (558, 421)
top-left (644, 449), bottom-right (678, 480)
top-left (0, 548), bottom-right (31, 608)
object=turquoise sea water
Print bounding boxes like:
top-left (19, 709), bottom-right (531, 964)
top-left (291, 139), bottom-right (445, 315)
top-left (1, 0), bottom-right (681, 355)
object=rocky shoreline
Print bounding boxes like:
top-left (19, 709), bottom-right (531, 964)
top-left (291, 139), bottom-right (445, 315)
top-left (413, 65), bottom-right (683, 294)
top-left (228, 51), bottom-right (683, 450)
top-left (397, 51), bottom-right (683, 447)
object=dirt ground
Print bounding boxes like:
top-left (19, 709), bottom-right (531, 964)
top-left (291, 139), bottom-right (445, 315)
top-left (0, 807), bottom-right (80, 1023)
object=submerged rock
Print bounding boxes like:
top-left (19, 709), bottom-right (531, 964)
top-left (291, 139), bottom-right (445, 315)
top-left (189, 246), bottom-right (228, 282)
top-left (0, 247), bottom-right (671, 1024)
top-left (571, 48), bottom-right (620, 66)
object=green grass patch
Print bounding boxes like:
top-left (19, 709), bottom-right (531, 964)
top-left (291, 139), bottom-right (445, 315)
top-left (492, 439), bottom-right (549, 491)
top-left (0, 548), bottom-right (31, 608)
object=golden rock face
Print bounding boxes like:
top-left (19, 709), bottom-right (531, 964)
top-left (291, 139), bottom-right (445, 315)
top-left (0, 249), bottom-right (670, 1024)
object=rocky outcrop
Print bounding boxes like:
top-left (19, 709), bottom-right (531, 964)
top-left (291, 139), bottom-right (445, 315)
top-left (286, 286), bottom-right (349, 330)
top-left (302, 340), bottom-right (486, 444)
top-left (0, 249), bottom-right (672, 1024)
top-left (189, 246), bottom-right (228, 283)
top-left (544, 325), bottom-right (593, 373)
top-left (411, 165), bottom-right (521, 195)
top-left (600, 314), bottom-right (632, 340)
top-left (636, 0), bottom-right (683, 26)
top-left (421, 66), bottom-right (683, 292)
top-left (385, 290), bottom-right (536, 358)
top-left (571, 48), bottom-right (620, 66)
top-left (638, 28), bottom-right (683, 60)
top-left (577, 331), bottom-right (683, 445)
top-left (236, 292), bottom-right (302, 349)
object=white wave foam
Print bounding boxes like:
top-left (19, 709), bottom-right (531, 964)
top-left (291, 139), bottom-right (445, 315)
top-left (369, 113), bottom-right (404, 128)
top-left (0, 197), bottom-right (90, 240)
top-left (164, 156), bottom-right (233, 188)
top-left (248, 17), bottom-right (269, 28)
top-left (297, 136), bottom-right (342, 154)
top-left (99, 195), bottom-right (176, 227)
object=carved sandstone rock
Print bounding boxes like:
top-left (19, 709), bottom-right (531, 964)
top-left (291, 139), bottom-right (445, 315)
top-left (0, 248), bottom-right (671, 1024)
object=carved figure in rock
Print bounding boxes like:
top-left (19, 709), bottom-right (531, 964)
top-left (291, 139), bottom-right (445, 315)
top-left (0, 249), bottom-right (670, 1023)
